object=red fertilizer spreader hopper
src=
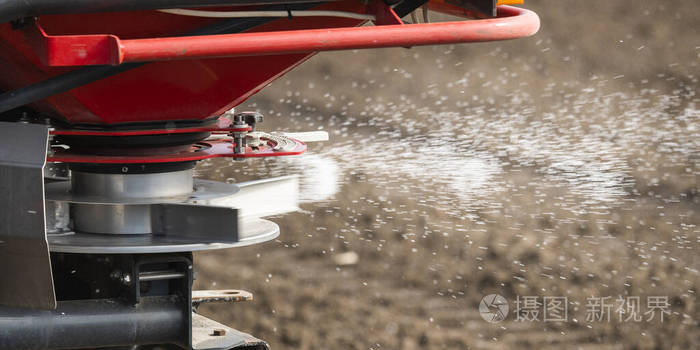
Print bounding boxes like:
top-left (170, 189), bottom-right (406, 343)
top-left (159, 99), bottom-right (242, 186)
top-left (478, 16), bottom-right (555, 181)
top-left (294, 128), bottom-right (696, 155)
top-left (0, 0), bottom-right (538, 348)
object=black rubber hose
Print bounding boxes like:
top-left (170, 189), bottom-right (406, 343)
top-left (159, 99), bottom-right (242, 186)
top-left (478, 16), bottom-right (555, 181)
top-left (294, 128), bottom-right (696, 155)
top-left (392, 0), bottom-right (428, 18)
top-left (392, 0), bottom-right (495, 18)
top-left (0, 65), bottom-right (140, 116)
top-left (0, 3), bottom-right (318, 115)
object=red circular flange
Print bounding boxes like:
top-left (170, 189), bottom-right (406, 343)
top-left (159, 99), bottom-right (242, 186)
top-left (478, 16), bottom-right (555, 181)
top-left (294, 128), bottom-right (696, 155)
top-left (47, 139), bottom-right (306, 163)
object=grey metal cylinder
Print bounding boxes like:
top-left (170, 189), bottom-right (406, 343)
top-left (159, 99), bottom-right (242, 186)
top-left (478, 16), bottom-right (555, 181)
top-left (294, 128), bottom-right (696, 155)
top-left (0, 297), bottom-right (186, 349)
top-left (70, 170), bottom-right (194, 234)
top-left (71, 169), bottom-right (194, 200)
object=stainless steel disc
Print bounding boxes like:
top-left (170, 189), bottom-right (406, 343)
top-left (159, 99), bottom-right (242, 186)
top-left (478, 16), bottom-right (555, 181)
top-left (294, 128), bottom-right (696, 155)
top-left (47, 218), bottom-right (279, 254)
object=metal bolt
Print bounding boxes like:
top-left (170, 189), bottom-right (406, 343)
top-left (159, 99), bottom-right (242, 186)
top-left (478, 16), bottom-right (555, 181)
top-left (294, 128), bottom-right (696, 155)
top-left (211, 329), bottom-right (227, 336)
top-left (238, 111), bottom-right (264, 131)
top-left (231, 115), bottom-right (248, 155)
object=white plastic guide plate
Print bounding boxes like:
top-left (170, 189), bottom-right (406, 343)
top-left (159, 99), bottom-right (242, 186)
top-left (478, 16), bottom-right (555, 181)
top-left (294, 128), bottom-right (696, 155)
top-left (280, 131), bottom-right (329, 142)
top-left (203, 175), bottom-right (300, 220)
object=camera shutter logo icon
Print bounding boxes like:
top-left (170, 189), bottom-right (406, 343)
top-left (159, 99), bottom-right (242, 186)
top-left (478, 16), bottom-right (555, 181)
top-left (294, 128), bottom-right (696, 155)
top-left (479, 294), bottom-right (509, 323)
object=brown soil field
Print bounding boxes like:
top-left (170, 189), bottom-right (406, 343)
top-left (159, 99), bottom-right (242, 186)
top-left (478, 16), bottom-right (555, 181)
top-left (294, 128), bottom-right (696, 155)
top-left (193, 1), bottom-right (699, 349)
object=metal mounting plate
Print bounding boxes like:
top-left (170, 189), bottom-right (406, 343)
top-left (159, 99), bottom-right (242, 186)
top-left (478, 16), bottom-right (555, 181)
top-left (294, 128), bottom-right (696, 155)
top-left (192, 313), bottom-right (269, 350)
top-left (0, 122), bottom-right (56, 309)
top-left (192, 289), bottom-right (253, 306)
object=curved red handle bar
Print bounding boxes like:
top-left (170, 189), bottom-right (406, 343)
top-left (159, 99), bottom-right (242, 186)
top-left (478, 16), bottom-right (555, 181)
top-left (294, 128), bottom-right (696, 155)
top-left (28, 5), bottom-right (539, 66)
top-left (121, 5), bottom-right (539, 63)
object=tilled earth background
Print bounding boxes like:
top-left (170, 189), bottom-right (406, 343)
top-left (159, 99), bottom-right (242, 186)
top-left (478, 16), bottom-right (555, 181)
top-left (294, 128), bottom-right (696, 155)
top-left (193, 1), bottom-right (699, 349)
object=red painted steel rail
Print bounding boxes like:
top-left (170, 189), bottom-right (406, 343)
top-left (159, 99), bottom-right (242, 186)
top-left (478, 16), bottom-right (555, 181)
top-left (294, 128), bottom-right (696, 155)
top-left (28, 5), bottom-right (539, 66)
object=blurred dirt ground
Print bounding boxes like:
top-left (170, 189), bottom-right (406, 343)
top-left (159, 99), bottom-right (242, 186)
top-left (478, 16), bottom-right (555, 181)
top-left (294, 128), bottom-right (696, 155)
top-left (193, 1), bottom-right (699, 349)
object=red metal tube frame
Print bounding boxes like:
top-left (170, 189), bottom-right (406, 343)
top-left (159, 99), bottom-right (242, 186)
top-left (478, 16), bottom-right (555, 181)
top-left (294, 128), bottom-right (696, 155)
top-left (27, 5), bottom-right (539, 66)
